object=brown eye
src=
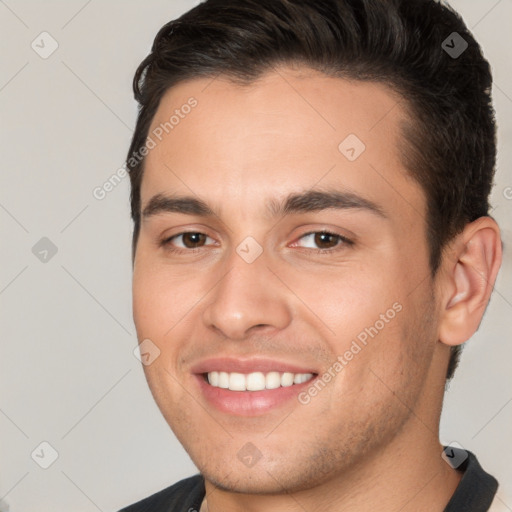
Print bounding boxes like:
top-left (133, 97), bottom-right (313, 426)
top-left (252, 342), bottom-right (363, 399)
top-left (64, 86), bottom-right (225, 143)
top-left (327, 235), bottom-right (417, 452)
top-left (313, 232), bottom-right (340, 249)
top-left (161, 232), bottom-right (214, 250)
top-left (295, 231), bottom-right (351, 251)
top-left (180, 232), bottom-right (208, 248)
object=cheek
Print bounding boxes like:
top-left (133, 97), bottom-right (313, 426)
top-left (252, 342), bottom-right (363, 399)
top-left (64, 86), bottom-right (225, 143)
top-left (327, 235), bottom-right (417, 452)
top-left (132, 258), bottom-right (191, 337)
top-left (132, 260), bottom-right (208, 380)
top-left (132, 264), bottom-right (159, 338)
top-left (288, 264), bottom-right (399, 339)
top-left (298, 262), bottom-right (432, 385)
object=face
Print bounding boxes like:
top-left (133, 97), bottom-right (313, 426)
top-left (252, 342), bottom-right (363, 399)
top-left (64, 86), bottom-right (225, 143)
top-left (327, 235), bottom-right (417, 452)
top-left (132, 67), bottom-right (442, 493)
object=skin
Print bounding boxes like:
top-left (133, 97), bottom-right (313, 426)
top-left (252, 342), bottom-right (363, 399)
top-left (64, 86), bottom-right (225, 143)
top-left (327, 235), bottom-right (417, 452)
top-left (132, 66), bottom-right (502, 511)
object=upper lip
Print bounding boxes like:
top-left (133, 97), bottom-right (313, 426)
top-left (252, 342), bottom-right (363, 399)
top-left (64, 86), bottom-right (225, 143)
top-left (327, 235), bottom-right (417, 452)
top-left (191, 357), bottom-right (319, 375)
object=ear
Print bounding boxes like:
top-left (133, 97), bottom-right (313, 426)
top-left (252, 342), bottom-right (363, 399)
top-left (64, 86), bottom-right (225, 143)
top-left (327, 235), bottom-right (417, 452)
top-left (438, 216), bottom-right (502, 346)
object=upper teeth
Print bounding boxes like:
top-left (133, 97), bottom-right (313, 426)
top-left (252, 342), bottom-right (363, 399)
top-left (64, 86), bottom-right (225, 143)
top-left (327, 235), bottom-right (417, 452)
top-left (207, 371), bottom-right (314, 391)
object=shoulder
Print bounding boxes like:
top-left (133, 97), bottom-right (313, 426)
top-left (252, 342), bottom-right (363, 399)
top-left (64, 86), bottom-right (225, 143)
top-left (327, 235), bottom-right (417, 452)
top-left (118, 474), bottom-right (205, 512)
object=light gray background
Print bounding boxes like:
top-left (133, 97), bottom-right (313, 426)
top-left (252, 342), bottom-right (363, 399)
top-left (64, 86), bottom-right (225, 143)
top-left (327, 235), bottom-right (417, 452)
top-left (0, 1), bottom-right (511, 510)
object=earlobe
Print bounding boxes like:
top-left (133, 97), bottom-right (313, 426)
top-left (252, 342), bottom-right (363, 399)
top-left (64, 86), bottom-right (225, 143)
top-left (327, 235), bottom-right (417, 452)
top-left (438, 217), bottom-right (502, 347)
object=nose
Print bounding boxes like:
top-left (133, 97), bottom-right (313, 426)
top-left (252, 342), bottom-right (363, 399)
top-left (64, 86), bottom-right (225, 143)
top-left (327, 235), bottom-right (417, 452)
top-left (202, 250), bottom-right (292, 341)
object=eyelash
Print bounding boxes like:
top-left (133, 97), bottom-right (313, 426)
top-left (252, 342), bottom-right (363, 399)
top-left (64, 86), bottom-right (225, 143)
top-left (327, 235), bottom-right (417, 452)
top-left (159, 230), bottom-right (353, 255)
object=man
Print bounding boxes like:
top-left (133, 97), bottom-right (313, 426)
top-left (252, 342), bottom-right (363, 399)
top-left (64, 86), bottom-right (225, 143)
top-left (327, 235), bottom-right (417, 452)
top-left (119, 0), bottom-right (503, 510)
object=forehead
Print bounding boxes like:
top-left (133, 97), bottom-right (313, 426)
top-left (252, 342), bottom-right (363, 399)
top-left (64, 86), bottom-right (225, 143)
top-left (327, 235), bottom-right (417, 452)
top-left (142, 66), bottom-right (424, 222)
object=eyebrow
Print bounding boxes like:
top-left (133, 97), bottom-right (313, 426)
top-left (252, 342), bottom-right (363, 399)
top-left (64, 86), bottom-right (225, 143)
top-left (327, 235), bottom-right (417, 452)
top-left (142, 189), bottom-right (387, 220)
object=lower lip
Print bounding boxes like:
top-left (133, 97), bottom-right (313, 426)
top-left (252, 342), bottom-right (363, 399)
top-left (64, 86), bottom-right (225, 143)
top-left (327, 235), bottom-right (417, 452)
top-left (195, 374), bottom-right (317, 416)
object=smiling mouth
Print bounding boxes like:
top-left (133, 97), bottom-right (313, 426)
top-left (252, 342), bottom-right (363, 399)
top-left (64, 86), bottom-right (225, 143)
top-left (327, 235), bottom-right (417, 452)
top-left (202, 371), bottom-right (317, 391)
